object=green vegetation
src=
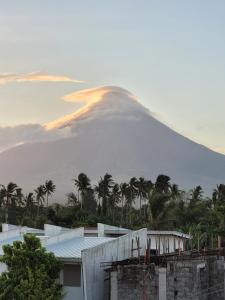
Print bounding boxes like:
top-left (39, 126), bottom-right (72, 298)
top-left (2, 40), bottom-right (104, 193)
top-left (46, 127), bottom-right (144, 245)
top-left (0, 234), bottom-right (63, 300)
top-left (1, 174), bottom-right (225, 249)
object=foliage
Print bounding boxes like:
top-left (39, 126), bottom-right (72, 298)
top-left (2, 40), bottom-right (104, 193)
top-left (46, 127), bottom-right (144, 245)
top-left (1, 173), bottom-right (225, 249)
top-left (0, 234), bottom-right (63, 300)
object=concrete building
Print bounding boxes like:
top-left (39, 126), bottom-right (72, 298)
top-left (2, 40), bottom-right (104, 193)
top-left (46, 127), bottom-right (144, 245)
top-left (108, 254), bottom-right (225, 300)
top-left (0, 223), bottom-right (147, 300)
top-left (0, 223), bottom-right (191, 299)
top-left (84, 223), bottom-right (190, 254)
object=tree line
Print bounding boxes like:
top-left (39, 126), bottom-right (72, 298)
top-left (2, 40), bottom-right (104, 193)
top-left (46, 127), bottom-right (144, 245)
top-left (1, 173), bottom-right (225, 249)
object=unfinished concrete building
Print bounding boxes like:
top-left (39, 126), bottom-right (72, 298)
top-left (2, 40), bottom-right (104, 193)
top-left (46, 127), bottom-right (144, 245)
top-left (107, 251), bottom-right (225, 300)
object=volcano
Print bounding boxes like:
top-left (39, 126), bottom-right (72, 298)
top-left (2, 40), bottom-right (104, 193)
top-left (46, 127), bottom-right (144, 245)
top-left (1, 86), bottom-right (225, 199)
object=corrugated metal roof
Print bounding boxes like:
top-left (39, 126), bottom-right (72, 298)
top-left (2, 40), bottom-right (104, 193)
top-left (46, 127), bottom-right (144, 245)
top-left (46, 237), bottom-right (114, 259)
top-left (0, 234), bottom-right (114, 260)
top-left (148, 231), bottom-right (191, 239)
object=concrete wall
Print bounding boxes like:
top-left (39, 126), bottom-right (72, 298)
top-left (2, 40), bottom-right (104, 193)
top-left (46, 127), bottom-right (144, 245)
top-left (109, 256), bottom-right (225, 300)
top-left (82, 228), bottom-right (147, 300)
top-left (167, 257), bottom-right (224, 300)
top-left (110, 264), bottom-right (159, 300)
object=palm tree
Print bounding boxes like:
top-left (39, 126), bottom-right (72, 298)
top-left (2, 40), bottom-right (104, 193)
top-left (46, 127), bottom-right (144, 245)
top-left (98, 173), bottom-right (114, 216)
top-left (212, 184), bottom-right (225, 206)
top-left (155, 175), bottom-right (171, 194)
top-left (0, 182), bottom-right (18, 223)
top-left (120, 182), bottom-right (128, 223)
top-left (94, 182), bottom-right (102, 211)
top-left (147, 190), bottom-right (171, 229)
top-left (136, 177), bottom-right (147, 217)
top-left (74, 173), bottom-right (91, 209)
top-left (108, 183), bottom-right (121, 222)
top-left (170, 184), bottom-right (184, 203)
top-left (24, 193), bottom-right (35, 219)
top-left (14, 188), bottom-right (24, 207)
top-left (124, 185), bottom-right (135, 225)
top-left (189, 186), bottom-right (203, 205)
top-left (129, 177), bottom-right (138, 201)
top-left (67, 192), bottom-right (78, 207)
top-left (34, 185), bottom-right (46, 217)
top-left (44, 180), bottom-right (56, 207)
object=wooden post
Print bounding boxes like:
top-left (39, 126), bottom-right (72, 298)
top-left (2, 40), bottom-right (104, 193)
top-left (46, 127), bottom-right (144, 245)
top-left (178, 239), bottom-right (181, 256)
top-left (159, 236), bottom-right (161, 255)
top-left (197, 235), bottom-right (200, 251)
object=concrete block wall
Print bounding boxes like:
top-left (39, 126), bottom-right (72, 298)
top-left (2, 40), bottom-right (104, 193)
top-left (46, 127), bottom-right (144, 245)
top-left (109, 256), bottom-right (225, 300)
top-left (167, 257), bottom-right (224, 300)
top-left (111, 264), bottom-right (159, 300)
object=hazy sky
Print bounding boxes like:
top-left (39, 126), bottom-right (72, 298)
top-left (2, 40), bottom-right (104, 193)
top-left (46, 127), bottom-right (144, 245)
top-left (1, 1), bottom-right (225, 153)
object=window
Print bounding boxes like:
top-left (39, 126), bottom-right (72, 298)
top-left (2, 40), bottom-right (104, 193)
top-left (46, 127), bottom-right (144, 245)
top-left (63, 264), bottom-right (81, 287)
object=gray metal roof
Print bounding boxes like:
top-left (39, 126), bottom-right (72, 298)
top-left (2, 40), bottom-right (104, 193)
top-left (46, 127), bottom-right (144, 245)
top-left (147, 230), bottom-right (191, 239)
top-left (46, 237), bottom-right (114, 260)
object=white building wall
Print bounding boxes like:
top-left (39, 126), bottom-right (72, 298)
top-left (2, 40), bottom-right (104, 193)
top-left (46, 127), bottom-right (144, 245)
top-left (64, 286), bottom-right (83, 300)
top-left (82, 228), bottom-right (147, 300)
top-left (61, 266), bottom-right (84, 300)
top-left (148, 235), bottom-right (185, 254)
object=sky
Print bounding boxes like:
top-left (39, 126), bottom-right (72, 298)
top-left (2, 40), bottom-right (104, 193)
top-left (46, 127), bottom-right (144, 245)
top-left (0, 1), bottom-right (225, 153)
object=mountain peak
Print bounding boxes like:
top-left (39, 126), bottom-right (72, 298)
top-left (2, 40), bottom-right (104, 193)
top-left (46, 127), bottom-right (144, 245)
top-left (45, 86), bottom-right (149, 130)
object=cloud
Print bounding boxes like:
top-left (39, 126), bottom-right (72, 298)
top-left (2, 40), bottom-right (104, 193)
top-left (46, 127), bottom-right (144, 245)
top-left (62, 86), bottom-right (111, 104)
top-left (0, 124), bottom-right (70, 153)
top-left (45, 86), bottom-right (143, 130)
top-left (62, 86), bottom-right (136, 104)
top-left (0, 72), bottom-right (83, 85)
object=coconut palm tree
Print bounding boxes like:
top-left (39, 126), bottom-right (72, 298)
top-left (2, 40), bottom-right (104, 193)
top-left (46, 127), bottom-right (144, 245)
top-left (98, 173), bottom-right (114, 216)
top-left (34, 185), bottom-right (46, 217)
top-left (108, 183), bottom-right (121, 222)
top-left (189, 185), bottom-right (203, 205)
top-left (129, 177), bottom-right (138, 202)
top-left (136, 177), bottom-right (147, 217)
top-left (14, 188), bottom-right (24, 207)
top-left (212, 184), bottom-right (225, 206)
top-left (155, 175), bottom-right (171, 194)
top-left (124, 185), bottom-right (135, 225)
top-left (74, 173), bottom-right (91, 209)
top-left (147, 190), bottom-right (171, 229)
top-left (44, 180), bottom-right (56, 207)
top-left (0, 182), bottom-right (18, 223)
top-left (67, 192), bottom-right (78, 207)
top-left (120, 182), bottom-right (128, 223)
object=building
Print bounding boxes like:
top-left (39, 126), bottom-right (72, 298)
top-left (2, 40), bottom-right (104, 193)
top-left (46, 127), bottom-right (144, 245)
top-left (84, 223), bottom-right (190, 254)
top-left (0, 223), bottom-right (190, 300)
top-left (107, 252), bottom-right (225, 300)
top-left (0, 223), bottom-right (146, 300)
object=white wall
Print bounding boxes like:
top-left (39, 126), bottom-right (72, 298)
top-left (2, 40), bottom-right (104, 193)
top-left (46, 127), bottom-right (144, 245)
top-left (61, 266), bottom-right (84, 300)
top-left (43, 227), bottom-right (84, 247)
top-left (82, 228), bottom-right (147, 300)
top-left (148, 235), bottom-right (185, 254)
top-left (97, 223), bottom-right (129, 237)
top-left (64, 286), bottom-right (83, 300)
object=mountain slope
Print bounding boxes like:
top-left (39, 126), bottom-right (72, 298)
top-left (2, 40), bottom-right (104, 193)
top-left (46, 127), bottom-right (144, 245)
top-left (1, 86), bottom-right (225, 199)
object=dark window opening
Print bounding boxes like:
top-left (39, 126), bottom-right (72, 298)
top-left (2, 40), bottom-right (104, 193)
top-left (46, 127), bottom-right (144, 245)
top-left (63, 264), bottom-right (81, 287)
